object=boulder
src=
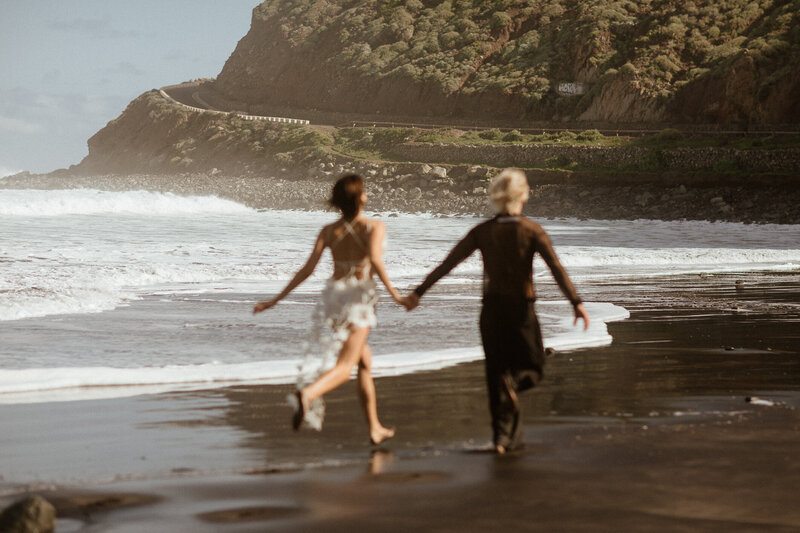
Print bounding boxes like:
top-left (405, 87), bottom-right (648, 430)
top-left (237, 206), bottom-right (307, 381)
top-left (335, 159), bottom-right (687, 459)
top-left (635, 192), bottom-right (655, 207)
top-left (0, 495), bottom-right (56, 533)
top-left (431, 166), bottom-right (448, 178)
top-left (467, 165), bottom-right (489, 177)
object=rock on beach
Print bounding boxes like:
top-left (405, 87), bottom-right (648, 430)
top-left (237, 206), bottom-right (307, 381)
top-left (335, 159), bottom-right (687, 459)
top-left (0, 495), bottom-right (56, 533)
top-left (1, 165), bottom-right (798, 223)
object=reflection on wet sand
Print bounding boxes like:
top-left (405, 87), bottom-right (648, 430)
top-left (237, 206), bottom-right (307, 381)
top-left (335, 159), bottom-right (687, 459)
top-left (212, 277), bottom-right (800, 469)
top-left (1, 277), bottom-right (798, 531)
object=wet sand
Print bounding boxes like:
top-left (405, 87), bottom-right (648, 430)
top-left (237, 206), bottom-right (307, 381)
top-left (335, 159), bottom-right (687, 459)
top-left (1, 275), bottom-right (799, 531)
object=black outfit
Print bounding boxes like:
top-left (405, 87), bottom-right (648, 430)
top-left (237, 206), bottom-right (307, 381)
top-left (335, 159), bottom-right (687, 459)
top-left (414, 215), bottom-right (582, 449)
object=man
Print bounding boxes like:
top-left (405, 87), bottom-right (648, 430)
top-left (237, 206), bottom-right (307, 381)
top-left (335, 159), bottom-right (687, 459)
top-left (404, 168), bottom-right (589, 453)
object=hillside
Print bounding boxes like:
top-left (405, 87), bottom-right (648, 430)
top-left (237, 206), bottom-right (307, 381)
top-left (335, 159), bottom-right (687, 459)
top-left (21, 0), bottom-right (799, 224)
top-left (75, 91), bottom-right (332, 176)
top-left (210, 0), bottom-right (800, 125)
top-left (22, 87), bottom-right (790, 224)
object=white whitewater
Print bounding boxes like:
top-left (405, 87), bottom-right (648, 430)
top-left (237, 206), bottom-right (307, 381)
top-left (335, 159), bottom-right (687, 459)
top-left (1, 188), bottom-right (798, 404)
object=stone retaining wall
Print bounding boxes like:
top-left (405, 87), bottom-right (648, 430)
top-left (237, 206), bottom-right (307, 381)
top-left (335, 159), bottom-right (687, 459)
top-left (389, 143), bottom-right (800, 174)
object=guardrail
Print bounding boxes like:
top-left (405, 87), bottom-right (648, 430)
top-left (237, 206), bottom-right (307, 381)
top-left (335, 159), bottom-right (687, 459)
top-left (158, 89), bottom-right (310, 125)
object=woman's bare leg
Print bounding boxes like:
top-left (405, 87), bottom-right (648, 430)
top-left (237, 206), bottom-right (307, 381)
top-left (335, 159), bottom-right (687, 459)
top-left (356, 343), bottom-right (395, 445)
top-left (301, 326), bottom-right (370, 406)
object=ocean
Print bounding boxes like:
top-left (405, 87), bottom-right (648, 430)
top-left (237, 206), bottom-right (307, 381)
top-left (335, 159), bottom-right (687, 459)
top-left (2, 188), bottom-right (799, 405)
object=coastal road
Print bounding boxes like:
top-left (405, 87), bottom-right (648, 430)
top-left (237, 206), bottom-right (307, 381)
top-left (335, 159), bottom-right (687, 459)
top-left (162, 83), bottom-right (800, 138)
top-left (161, 82), bottom-right (310, 125)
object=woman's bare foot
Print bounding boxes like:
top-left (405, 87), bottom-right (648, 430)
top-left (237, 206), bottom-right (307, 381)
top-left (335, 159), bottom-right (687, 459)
top-left (495, 444), bottom-right (507, 454)
top-left (370, 426), bottom-right (396, 446)
top-left (368, 449), bottom-right (395, 474)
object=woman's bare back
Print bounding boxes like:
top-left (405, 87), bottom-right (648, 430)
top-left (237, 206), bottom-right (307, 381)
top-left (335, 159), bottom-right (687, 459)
top-left (326, 217), bottom-right (375, 280)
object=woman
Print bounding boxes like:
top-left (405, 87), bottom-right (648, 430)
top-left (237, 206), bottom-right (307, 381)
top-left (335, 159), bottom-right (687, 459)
top-left (253, 174), bottom-right (403, 445)
top-left (405, 168), bottom-right (590, 453)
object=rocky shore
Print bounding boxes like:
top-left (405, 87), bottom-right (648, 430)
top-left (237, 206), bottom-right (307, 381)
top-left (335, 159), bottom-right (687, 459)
top-left (3, 162), bottom-right (799, 224)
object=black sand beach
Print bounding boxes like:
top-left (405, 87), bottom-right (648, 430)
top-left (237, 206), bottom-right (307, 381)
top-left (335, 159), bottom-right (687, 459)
top-left (1, 273), bottom-right (798, 531)
top-left (4, 0), bottom-right (800, 528)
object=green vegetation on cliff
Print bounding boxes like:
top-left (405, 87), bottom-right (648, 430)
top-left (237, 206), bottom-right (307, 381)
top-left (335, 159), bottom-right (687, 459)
top-left (214, 0), bottom-right (800, 124)
top-left (265, 0), bottom-right (795, 97)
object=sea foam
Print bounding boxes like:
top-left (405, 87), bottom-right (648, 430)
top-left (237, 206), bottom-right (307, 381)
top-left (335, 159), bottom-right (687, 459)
top-left (2, 189), bottom-right (798, 406)
top-left (0, 188), bottom-right (252, 216)
top-left (0, 301), bottom-right (628, 404)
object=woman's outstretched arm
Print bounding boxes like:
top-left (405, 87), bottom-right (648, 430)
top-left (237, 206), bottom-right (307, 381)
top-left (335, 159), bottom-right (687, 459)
top-left (253, 229), bottom-right (327, 314)
top-left (367, 221), bottom-right (404, 305)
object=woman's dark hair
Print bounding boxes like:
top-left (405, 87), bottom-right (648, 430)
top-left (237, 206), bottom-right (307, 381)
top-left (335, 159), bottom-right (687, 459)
top-left (329, 174), bottom-right (364, 219)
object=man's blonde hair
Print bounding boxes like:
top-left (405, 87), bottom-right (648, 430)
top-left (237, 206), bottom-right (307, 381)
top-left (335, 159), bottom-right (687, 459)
top-left (489, 168), bottom-right (530, 213)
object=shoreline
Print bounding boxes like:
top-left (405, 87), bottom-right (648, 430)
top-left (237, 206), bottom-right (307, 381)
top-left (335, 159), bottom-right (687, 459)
top-left (20, 405), bottom-right (800, 532)
top-left (3, 169), bottom-right (800, 224)
top-left (1, 274), bottom-right (799, 530)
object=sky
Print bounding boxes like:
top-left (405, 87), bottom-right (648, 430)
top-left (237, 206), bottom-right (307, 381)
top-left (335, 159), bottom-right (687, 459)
top-left (0, 0), bottom-right (259, 175)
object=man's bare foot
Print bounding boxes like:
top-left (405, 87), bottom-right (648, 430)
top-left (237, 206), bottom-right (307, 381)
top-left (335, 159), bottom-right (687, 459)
top-left (370, 427), bottom-right (396, 446)
top-left (495, 444), bottom-right (507, 454)
top-left (290, 390), bottom-right (306, 431)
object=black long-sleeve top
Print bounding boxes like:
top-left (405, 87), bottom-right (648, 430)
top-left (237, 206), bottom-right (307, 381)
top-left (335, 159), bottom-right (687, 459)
top-left (414, 215), bottom-right (582, 306)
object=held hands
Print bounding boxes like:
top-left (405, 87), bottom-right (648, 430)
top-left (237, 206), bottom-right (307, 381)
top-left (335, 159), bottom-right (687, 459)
top-left (253, 299), bottom-right (278, 314)
top-left (389, 288), bottom-right (418, 311)
top-left (573, 303), bottom-right (590, 330)
top-left (400, 292), bottom-right (419, 311)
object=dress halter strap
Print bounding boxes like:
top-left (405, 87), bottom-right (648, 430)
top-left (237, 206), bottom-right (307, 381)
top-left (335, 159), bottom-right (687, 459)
top-left (331, 220), bottom-right (370, 253)
top-left (330, 220), bottom-right (372, 278)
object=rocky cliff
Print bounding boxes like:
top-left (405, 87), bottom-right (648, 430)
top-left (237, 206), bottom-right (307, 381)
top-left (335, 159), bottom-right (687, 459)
top-left (210, 0), bottom-right (800, 125)
top-left (77, 91), bottom-right (334, 176)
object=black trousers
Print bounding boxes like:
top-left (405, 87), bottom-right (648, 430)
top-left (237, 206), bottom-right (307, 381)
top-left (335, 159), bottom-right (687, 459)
top-left (479, 295), bottom-right (544, 449)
